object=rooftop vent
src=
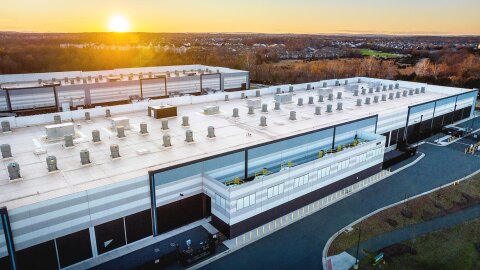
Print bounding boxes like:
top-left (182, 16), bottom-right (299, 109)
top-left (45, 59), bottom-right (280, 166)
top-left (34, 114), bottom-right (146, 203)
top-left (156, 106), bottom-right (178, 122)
top-left (225, 95), bottom-right (229, 101)
top-left (356, 99), bottom-right (362, 106)
top-left (361, 88), bottom-right (366, 95)
top-left (274, 102), bottom-right (281, 110)
top-left (395, 83), bottom-right (400, 89)
top-left (260, 116), bottom-right (267, 127)
top-left (276, 88), bottom-right (281, 94)
top-left (182, 116), bottom-right (189, 126)
top-left (297, 98), bottom-right (304, 106)
top-left (140, 123), bottom-right (148, 134)
top-left (289, 111), bottom-right (297, 121)
top-left (421, 87), bottom-right (426, 93)
top-left (335, 80), bottom-right (340, 86)
top-left (46, 156), bottom-right (58, 172)
top-left (403, 90), bottom-right (408, 97)
top-left (337, 102), bottom-right (343, 110)
top-left (389, 84), bottom-right (393, 90)
top-left (64, 134), bottom-right (74, 148)
top-left (365, 97), bottom-right (371, 105)
top-left (374, 96), bottom-right (379, 103)
top-left (415, 88), bottom-right (420, 94)
top-left (207, 126), bottom-right (216, 138)
top-left (80, 149), bottom-right (91, 165)
top-left (318, 95), bottom-right (324, 102)
top-left (409, 89), bottom-right (414, 95)
top-left (161, 119), bottom-right (169, 130)
top-left (256, 90), bottom-right (261, 97)
top-left (110, 144), bottom-right (120, 159)
top-left (358, 78), bottom-right (362, 83)
top-left (1, 121), bottom-right (11, 132)
top-left (289, 86), bottom-right (294, 92)
top-left (323, 82), bottom-right (327, 87)
top-left (233, 108), bottom-right (240, 117)
top-left (345, 80), bottom-right (349, 85)
top-left (92, 130), bottom-right (101, 143)
top-left (248, 106), bottom-right (255, 115)
top-left (163, 134), bottom-right (172, 147)
top-left (389, 93), bottom-right (394, 100)
top-left (326, 104), bottom-right (333, 113)
top-left (383, 85), bottom-right (387, 91)
top-left (308, 96), bottom-right (314, 105)
top-left (54, 115), bottom-right (62, 124)
top-left (315, 106), bottom-right (321, 115)
top-left (369, 88), bottom-right (373, 94)
top-left (185, 130), bottom-right (194, 142)
top-left (241, 93), bottom-right (246, 99)
top-left (376, 86), bottom-right (381, 92)
top-left (117, 126), bottom-right (126, 138)
top-left (337, 92), bottom-right (342, 99)
top-left (328, 93), bottom-right (334, 101)
top-left (85, 112), bottom-right (91, 121)
top-left (1, 144), bottom-right (12, 159)
top-left (382, 94), bottom-right (387, 101)
top-left (307, 84), bottom-right (312, 90)
top-left (353, 90), bottom-right (359, 96)
top-left (7, 162), bottom-right (21, 180)
top-left (262, 104), bottom-right (268, 113)
top-left (396, 92), bottom-right (401, 98)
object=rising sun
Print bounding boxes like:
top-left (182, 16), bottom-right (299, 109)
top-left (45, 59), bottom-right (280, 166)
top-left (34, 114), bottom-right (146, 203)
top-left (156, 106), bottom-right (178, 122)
top-left (108, 15), bottom-right (130, 32)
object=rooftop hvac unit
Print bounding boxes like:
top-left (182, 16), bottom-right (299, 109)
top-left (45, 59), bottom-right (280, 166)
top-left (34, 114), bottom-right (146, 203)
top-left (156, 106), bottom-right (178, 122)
top-left (345, 85), bottom-right (359, 92)
top-left (274, 93), bottom-right (293, 104)
top-left (204, 105), bottom-right (220, 115)
top-left (45, 123), bottom-right (75, 140)
top-left (110, 117), bottom-right (130, 130)
top-left (317, 88), bottom-right (333, 96)
top-left (246, 99), bottom-right (262, 108)
top-left (148, 105), bottom-right (177, 119)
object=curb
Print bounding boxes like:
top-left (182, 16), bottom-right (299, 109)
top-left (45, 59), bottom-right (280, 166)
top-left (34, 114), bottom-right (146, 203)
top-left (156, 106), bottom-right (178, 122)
top-left (322, 153), bottom-right (480, 270)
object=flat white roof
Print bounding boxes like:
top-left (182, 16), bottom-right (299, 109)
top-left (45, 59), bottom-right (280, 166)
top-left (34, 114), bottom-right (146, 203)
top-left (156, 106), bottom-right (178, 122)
top-left (0, 80), bottom-right (470, 209)
top-left (0, 64), bottom-right (248, 88)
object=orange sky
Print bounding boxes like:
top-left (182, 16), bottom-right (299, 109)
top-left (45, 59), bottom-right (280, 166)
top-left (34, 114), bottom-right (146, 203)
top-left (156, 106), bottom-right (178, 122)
top-left (1, 0), bottom-right (480, 35)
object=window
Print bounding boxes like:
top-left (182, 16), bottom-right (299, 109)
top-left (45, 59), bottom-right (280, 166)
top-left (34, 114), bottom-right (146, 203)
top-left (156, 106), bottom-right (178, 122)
top-left (358, 152), bottom-right (367, 163)
top-left (237, 193), bottom-right (256, 210)
top-left (337, 159), bottom-right (349, 171)
top-left (215, 193), bottom-right (227, 210)
top-left (318, 166), bottom-right (331, 179)
top-left (294, 175), bottom-right (308, 188)
top-left (267, 183), bottom-right (285, 199)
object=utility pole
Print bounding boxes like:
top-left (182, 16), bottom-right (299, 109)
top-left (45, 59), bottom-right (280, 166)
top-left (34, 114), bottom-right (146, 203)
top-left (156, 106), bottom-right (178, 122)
top-left (354, 227), bottom-right (361, 269)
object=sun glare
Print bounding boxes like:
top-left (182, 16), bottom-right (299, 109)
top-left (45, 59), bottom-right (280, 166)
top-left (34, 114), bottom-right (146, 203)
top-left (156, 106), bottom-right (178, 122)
top-left (108, 15), bottom-right (130, 32)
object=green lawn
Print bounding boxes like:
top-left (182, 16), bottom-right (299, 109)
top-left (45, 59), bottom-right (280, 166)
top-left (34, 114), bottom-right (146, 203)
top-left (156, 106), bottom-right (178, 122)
top-left (356, 219), bottom-right (480, 270)
top-left (359, 49), bottom-right (404, 58)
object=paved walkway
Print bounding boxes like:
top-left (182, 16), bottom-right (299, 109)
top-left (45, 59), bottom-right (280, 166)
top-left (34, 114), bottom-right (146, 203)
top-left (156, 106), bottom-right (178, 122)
top-left (200, 143), bottom-right (480, 270)
top-left (346, 204), bottom-right (480, 260)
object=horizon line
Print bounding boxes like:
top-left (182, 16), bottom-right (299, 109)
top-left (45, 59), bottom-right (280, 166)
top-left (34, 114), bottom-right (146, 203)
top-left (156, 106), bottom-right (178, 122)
top-left (1, 30), bottom-right (479, 38)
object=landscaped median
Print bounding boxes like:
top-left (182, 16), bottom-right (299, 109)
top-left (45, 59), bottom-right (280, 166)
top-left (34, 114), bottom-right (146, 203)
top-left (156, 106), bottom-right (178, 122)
top-left (327, 172), bottom-right (480, 266)
top-left (355, 218), bottom-right (480, 270)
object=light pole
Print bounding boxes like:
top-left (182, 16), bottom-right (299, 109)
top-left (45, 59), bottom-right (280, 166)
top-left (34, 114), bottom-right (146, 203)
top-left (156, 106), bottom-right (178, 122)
top-left (354, 227), bottom-right (361, 269)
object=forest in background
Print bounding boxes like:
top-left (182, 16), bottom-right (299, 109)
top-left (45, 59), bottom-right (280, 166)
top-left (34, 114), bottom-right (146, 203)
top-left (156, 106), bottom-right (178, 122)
top-left (0, 32), bottom-right (479, 90)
